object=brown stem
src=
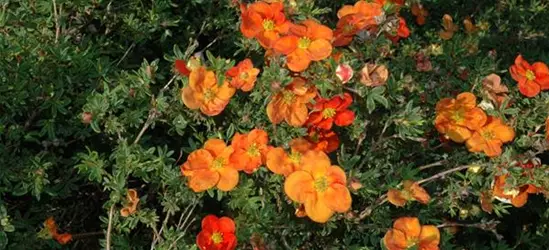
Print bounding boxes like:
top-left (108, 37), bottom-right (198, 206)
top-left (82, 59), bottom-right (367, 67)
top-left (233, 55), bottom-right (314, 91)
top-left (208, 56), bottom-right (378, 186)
top-left (418, 160), bottom-right (448, 171)
top-left (437, 220), bottom-right (502, 240)
top-left (417, 165), bottom-right (471, 185)
top-left (105, 205), bottom-right (115, 250)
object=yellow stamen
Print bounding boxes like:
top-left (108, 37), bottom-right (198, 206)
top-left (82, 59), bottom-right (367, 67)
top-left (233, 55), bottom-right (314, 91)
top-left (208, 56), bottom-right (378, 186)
top-left (211, 158), bottom-right (225, 170)
top-left (298, 37), bottom-right (311, 49)
top-left (481, 130), bottom-right (495, 140)
top-left (204, 89), bottom-right (215, 101)
top-left (450, 110), bottom-right (465, 123)
top-left (288, 151), bottom-right (301, 164)
top-left (263, 20), bottom-right (275, 31)
top-left (282, 90), bottom-right (295, 104)
top-left (211, 232), bottom-right (223, 244)
top-left (322, 108), bottom-right (337, 119)
top-left (239, 72), bottom-right (249, 80)
top-left (247, 143), bottom-right (260, 157)
top-left (314, 177), bottom-right (329, 192)
top-left (525, 70), bottom-right (536, 81)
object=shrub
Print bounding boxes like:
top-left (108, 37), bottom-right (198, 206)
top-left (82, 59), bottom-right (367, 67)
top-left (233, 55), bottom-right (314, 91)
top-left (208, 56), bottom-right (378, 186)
top-left (1, 0), bottom-right (549, 249)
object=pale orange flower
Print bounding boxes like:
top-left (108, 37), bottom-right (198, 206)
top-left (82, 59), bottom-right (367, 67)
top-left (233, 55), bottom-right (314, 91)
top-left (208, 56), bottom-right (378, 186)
top-left (120, 189), bottom-right (140, 217)
top-left (181, 67), bottom-right (236, 116)
top-left (226, 59), bottom-right (260, 92)
top-left (482, 74), bottom-right (509, 108)
top-left (266, 138), bottom-right (314, 176)
top-left (240, 1), bottom-right (290, 48)
top-left (492, 174), bottom-right (540, 207)
top-left (230, 129), bottom-right (270, 174)
top-left (439, 14), bottom-right (458, 40)
top-left (266, 77), bottom-right (317, 127)
top-left (465, 116), bottom-right (514, 157)
top-left (274, 20), bottom-right (333, 72)
top-left (284, 151), bottom-right (352, 223)
top-left (360, 63), bottom-right (389, 87)
top-left (434, 92), bottom-right (487, 143)
top-left (181, 139), bottom-right (239, 192)
top-left (383, 217), bottom-right (440, 250)
top-left (387, 180), bottom-right (430, 207)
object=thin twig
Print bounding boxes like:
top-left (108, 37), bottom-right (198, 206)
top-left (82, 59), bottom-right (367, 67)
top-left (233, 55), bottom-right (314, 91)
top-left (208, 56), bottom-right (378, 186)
top-left (417, 165), bottom-right (471, 185)
top-left (52, 0), bottom-right (60, 44)
top-left (437, 220), bottom-right (502, 240)
top-left (116, 42), bottom-right (136, 67)
top-left (150, 211), bottom-right (171, 250)
top-left (105, 205), bottom-right (115, 250)
top-left (418, 160), bottom-right (448, 171)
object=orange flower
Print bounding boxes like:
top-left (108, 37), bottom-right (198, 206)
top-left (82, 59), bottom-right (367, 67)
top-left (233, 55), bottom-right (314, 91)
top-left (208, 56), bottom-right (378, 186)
top-left (463, 16), bottom-right (478, 34)
top-left (411, 3), bottom-right (429, 26)
top-left (175, 57), bottom-right (202, 77)
top-left (240, 1), bottom-right (290, 49)
top-left (337, 1), bottom-right (383, 19)
top-left (306, 128), bottom-right (340, 153)
top-left (44, 217), bottom-right (72, 245)
top-left (306, 93), bottom-right (355, 130)
top-left (266, 138), bottom-right (313, 176)
top-left (439, 14), bottom-right (458, 40)
top-left (120, 189), bottom-right (140, 217)
top-left (387, 180), bottom-right (430, 207)
top-left (274, 20), bottom-right (333, 72)
top-left (226, 59), bottom-right (260, 92)
top-left (509, 55), bottom-right (549, 97)
top-left (181, 139), bottom-right (239, 192)
top-left (383, 217), bottom-right (440, 250)
top-left (465, 116), bottom-right (515, 157)
top-left (387, 17), bottom-right (410, 43)
top-left (230, 129), bottom-right (270, 174)
top-left (434, 92), bottom-right (487, 143)
top-left (181, 67), bottom-right (236, 116)
top-left (55, 234), bottom-right (73, 245)
top-left (284, 151), bottom-right (352, 223)
top-left (196, 215), bottom-right (237, 250)
top-left (492, 174), bottom-right (540, 207)
top-left (266, 77), bottom-right (317, 127)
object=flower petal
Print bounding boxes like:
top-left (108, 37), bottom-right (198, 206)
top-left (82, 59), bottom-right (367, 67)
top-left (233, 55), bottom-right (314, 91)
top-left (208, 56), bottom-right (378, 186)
top-left (189, 170), bottom-right (220, 192)
top-left (419, 225), bottom-right (441, 249)
top-left (217, 217), bottom-right (236, 233)
top-left (185, 149), bottom-right (214, 170)
top-left (301, 150), bottom-right (331, 174)
top-left (304, 194), bottom-right (334, 223)
top-left (383, 229), bottom-right (409, 250)
top-left (284, 170), bottom-right (315, 203)
top-left (323, 183), bottom-right (352, 212)
top-left (393, 217), bottom-right (422, 239)
top-left (307, 39), bottom-right (333, 61)
top-left (204, 139), bottom-right (228, 157)
top-left (201, 215), bottom-right (220, 231)
top-left (216, 167), bottom-right (239, 191)
top-left (387, 189), bottom-right (407, 207)
top-left (181, 86), bottom-right (201, 110)
top-left (273, 35), bottom-right (299, 55)
top-left (266, 147), bottom-right (291, 175)
top-left (334, 109), bottom-right (355, 127)
top-left (286, 49), bottom-right (312, 72)
top-left (518, 79), bottom-right (541, 97)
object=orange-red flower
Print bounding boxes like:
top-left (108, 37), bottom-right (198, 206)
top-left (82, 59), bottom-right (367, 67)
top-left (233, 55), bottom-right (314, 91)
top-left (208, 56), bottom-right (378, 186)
top-left (334, 1), bottom-right (383, 46)
top-left (44, 217), bottom-right (73, 245)
top-left (266, 138), bottom-right (314, 176)
top-left (387, 17), bottom-right (410, 43)
top-left (226, 59), bottom-right (260, 92)
top-left (274, 20), bottom-right (333, 72)
top-left (240, 1), bottom-right (290, 49)
top-left (175, 57), bottom-right (202, 77)
top-left (383, 217), bottom-right (440, 250)
top-left (434, 92), bottom-right (487, 143)
top-left (196, 215), bottom-right (237, 250)
top-left (509, 55), bottom-right (549, 97)
top-left (266, 77), bottom-right (317, 127)
top-left (492, 174), bottom-right (540, 208)
top-left (181, 139), bottom-right (239, 192)
top-left (465, 116), bottom-right (515, 157)
top-left (337, 1), bottom-right (384, 19)
top-left (306, 128), bottom-right (340, 153)
top-left (284, 151), bottom-right (352, 223)
top-left (387, 180), bottom-right (430, 207)
top-left (181, 67), bottom-right (236, 116)
top-left (120, 189), bottom-right (140, 217)
top-left (230, 129), bottom-right (270, 174)
top-left (306, 93), bottom-right (355, 130)
top-left (411, 3), bottom-right (428, 26)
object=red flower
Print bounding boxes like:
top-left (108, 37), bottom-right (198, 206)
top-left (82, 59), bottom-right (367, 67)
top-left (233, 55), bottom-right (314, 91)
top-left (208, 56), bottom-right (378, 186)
top-left (197, 215), bottom-right (237, 250)
top-left (306, 93), bottom-right (355, 130)
top-left (387, 17), bottom-right (410, 43)
top-left (509, 55), bottom-right (549, 97)
top-left (175, 59), bottom-right (191, 76)
top-left (306, 128), bottom-right (340, 153)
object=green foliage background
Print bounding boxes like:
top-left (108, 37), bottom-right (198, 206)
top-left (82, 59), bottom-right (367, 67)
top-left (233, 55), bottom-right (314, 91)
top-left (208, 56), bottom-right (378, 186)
top-left (1, 0), bottom-right (548, 249)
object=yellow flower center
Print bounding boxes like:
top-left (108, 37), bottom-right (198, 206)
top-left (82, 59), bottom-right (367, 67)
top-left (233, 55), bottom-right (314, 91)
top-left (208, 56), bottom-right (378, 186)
top-left (263, 20), bottom-right (275, 31)
top-left (503, 188), bottom-right (520, 197)
top-left (239, 72), bottom-right (249, 80)
top-left (481, 130), bottom-right (495, 140)
top-left (204, 89), bottom-right (215, 101)
top-left (211, 158), bottom-right (225, 170)
top-left (282, 90), bottom-right (296, 104)
top-left (406, 237), bottom-right (419, 248)
top-left (211, 232), bottom-right (223, 244)
top-left (525, 70), bottom-right (536, 81)
top-left (343, 24), bottom-right (354, 34)
top-left (288, 151), bottom-right (301, 164)
top-left (450, 109), bottom-right (465, 123)
top-left (401, 189), bottom-right (412, 201)
top-left (322, 108), bottom-right (337, 119)
top-left (247, 143), bottom-right (261, 157)
top-left (314, 176), bottom-right (329, 192)
top-left (297, 37), bottom-right (311, 49)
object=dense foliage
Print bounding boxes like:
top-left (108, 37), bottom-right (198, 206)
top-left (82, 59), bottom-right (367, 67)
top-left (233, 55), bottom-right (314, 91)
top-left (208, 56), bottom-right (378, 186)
top-left (1, 0), bottom-right (549, 249)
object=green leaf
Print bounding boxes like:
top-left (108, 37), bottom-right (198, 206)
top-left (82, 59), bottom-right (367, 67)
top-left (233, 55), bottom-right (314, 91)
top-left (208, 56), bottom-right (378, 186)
top-left (0, 231), bottom-right (6, 250)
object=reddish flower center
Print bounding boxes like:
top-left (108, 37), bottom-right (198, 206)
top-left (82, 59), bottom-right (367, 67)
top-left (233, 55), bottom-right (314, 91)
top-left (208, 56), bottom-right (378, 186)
top-left (247, 143), bottom-right (261, 157)
top-left (262, 20), bottom-right (275, 31)
top-left (322, 108), bottom-right (337, 118)
top-left (204, 89), bottom-right (215, 101)
top-left (211, 232), bottom-right (223, 244)
top-left (211, 158), bottom-right (225, 170)
top-left (297, 37), bottom-right (311, 49)
top-left (282, 90), bottom-right (296, 104)
top-left (525, 70), bottom-right (536, 81)
top-left (288, 151), bottom-right (301, 164)
top-left (314, 176), bottom-right (329, 192)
